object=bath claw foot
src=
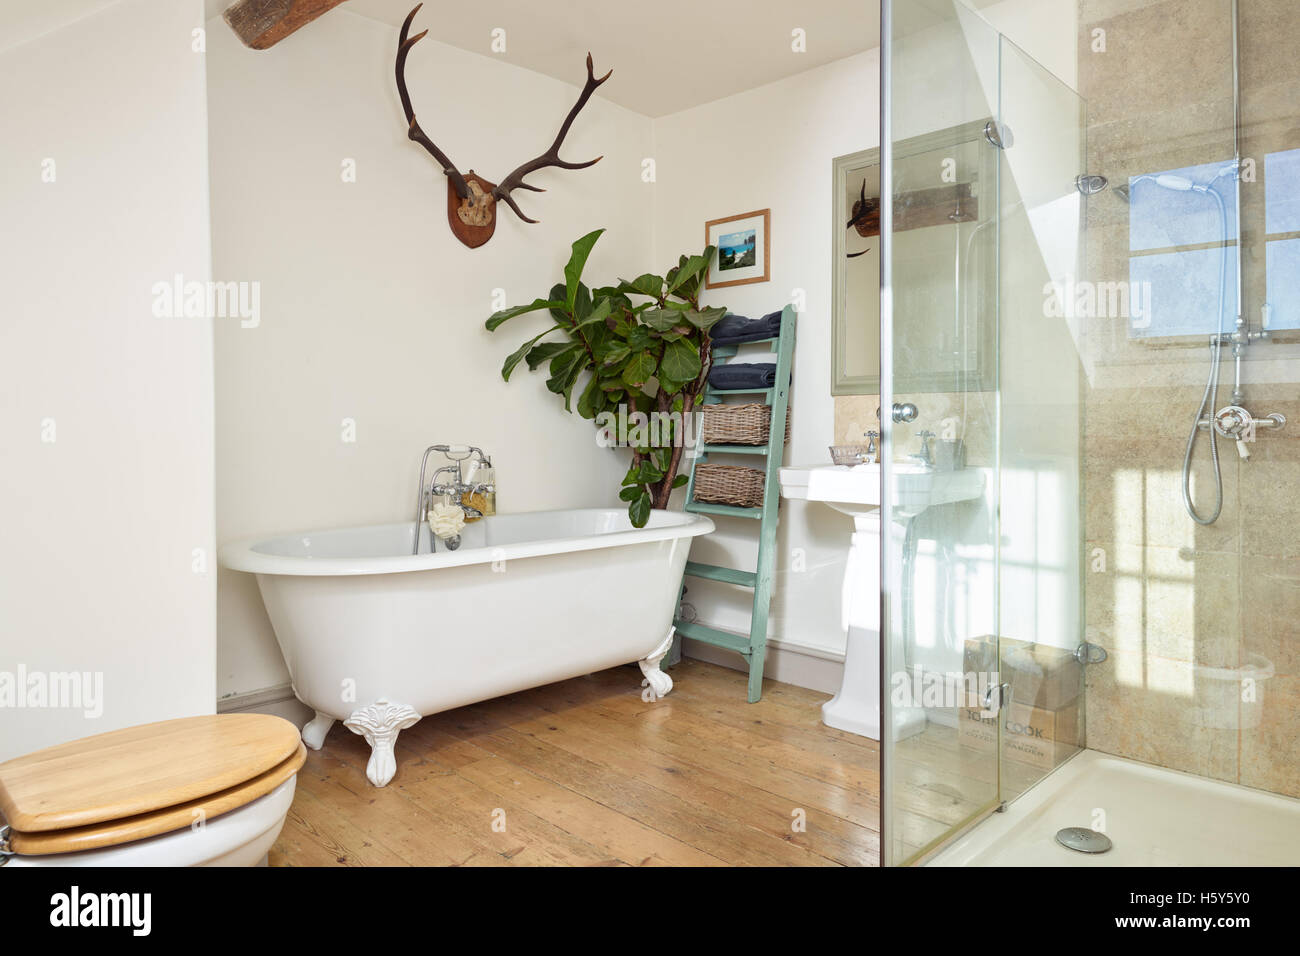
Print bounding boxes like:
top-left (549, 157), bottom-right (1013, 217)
top-left (639, 630), bottom-right (675, 701)
top-left (343, 699), bottom-right (421, 787)
top-left (301, 711), bottom-right (335, 750)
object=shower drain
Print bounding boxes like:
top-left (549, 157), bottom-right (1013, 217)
top-left (1055, 827), bottom-right (1113, 854)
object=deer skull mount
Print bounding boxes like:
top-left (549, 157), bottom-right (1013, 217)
top-left (396, 3), bottom-right (612, 249)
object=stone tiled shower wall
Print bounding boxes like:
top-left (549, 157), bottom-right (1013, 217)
top-left (1078, 0), bottom-right (1299, 797)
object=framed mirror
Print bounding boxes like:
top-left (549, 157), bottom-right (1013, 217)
top-left (832, 120), bottom-right (998, 395)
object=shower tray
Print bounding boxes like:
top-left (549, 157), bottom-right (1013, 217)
top-left (926, 749), bottom-right (1300, 866)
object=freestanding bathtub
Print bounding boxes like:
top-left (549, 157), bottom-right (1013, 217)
top-left (220, 508), bottom-right (713, 786)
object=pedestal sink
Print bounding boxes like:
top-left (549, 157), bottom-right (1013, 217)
top-left (779, 462), bottom-right (985, 740)
top-left (779, 461), bottom-right (985, 521)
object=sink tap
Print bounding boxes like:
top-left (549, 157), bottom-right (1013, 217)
top-left (864, 430), bottom-right (879, 462)
top-left (910, 430), bottom-right (935, 467)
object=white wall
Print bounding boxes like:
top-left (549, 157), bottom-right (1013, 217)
top-left (651, 50), bottom-right (882, 658)
top-left (0, 0), bottom-right (215, 760)
top-left (208, 11), bottom-right (656, 701)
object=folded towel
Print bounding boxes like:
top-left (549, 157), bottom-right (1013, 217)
top-left (710, 309), bottom-right (783, 345)
top-left (709, 363), bottom-right (777, 390)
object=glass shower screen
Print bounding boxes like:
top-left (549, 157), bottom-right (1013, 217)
top-left (879, 0), bottom-right (1086, 866)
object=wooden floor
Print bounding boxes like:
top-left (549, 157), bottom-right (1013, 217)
top-left (270, 659), bottom-right (881, 866)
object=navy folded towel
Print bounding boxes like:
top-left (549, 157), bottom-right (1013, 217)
top-left (710, 309), bottom-right (783, 345)
top-left (709, 363), bottom-right (777, 390)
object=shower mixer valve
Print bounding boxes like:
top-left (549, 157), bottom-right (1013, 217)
top-left (1199, 405), bottom-right (1286, 458)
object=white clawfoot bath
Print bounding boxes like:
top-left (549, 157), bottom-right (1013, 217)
top-left (221, 508), bottom-right (712, 786)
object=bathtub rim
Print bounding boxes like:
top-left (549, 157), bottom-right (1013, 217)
top-left (219, 507), bottom-right (714, 577)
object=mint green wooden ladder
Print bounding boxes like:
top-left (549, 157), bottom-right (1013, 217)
top-left (672, 305), bottom-right (796, 703)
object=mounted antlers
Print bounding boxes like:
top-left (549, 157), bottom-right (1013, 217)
top-left (846, 180), bottom-right (880, 258)
top-left (395, 3), bottom-right (612, 248)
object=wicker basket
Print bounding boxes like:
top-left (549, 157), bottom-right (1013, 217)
top-left (693, 464), bottom-right (766, 508)
top-left (700, 403), bottom-right (792, 446)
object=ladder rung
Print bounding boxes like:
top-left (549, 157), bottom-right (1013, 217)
top-left (673, 619), bottom-right (753, 655)
top-left (700, 443), bottom-right (768, 455)
top-left (685, 501), bottom-right (764, 519)
top-left (710, 333), bottom-right (780, 352)
top-left (707, 387), bottom-right (774, 398)
top-left (684, 562), bottom-right (757, 587)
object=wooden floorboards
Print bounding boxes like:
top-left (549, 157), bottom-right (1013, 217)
top-left (270, 659), bottom-right (881, 867)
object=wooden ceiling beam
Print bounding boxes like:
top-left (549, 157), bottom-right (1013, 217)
top-left (222, 0), bottom-right (351, 50)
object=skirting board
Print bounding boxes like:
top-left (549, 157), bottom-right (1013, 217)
top-left (681, 638), bottom-right (845, 695)
top-left (218, 684), bottom-right (313, 726)
top-left (219, 639), bottom-right (847, 719)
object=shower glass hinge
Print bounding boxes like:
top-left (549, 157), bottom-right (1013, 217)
top-left (984, 120), bottom-right (1013, 149)
top-left (981, 681), bottom-right (1010, 716)
top-left (1074, 642), bottom-right (1108, 665)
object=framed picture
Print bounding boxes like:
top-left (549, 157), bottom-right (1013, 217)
top-left (705, 208), bottom-right (770, 288)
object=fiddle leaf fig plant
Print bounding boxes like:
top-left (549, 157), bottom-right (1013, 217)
top-left (487, 228), bottom-right (727, 527)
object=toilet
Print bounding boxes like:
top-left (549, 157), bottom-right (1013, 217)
top-left (0, 714), bottom-right (305, 867)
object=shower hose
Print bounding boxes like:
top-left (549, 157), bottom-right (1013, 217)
top-left (1180, 183), bottom-right (1231, 526)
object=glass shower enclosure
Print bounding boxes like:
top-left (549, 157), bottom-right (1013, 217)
top-left (879, 0), bottom-right (1087, 866)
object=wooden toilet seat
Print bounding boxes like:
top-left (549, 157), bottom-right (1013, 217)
top-left (0, 714), bottom-right (305, 856)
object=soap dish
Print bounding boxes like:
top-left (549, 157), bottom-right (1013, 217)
top-left (829, 444), bottom-right (873, 466)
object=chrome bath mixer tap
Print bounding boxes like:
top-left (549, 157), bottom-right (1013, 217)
top-left (413, 444), bottom-right (493, 553)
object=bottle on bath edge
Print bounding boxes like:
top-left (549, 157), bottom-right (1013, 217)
top-left (462, 461), bottom-right (495, 518)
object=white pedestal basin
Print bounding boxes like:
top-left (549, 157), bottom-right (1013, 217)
top-left (779, 462), bottom-right (985, 741)
top-left (779, 462), bottom-right (985, 518)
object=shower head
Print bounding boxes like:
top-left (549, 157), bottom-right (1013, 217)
top-left (1075, 174), bottom-right (1109, 195)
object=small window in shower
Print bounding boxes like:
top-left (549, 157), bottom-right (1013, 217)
top-left (1125, 159), bottom-right (1239, 339)
top-left (1264, 149), bottom-right (1300, 331)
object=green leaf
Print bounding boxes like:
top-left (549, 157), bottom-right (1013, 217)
top-left (574, 297), bottom-right (613, 330)
top-left (685, 305), bottom-right (728, 331)
top-left (625, 327), bottom-right (653, 352)
top-left (622, 351), bottom-right (657, 387)
top-left (545, 344), bottom-right (587, 402)
top-left (660, 338), bottom-right (701, 384)
top-left (598, 342), bottom-right (630, 366)
top-left (576, 373), bottom-right (603, 420)
top-left (643, 308), bottom-right (683, 332)
top-left (502, 325), bottom-right (562, 381)
top-left (666, 253), bottom-right (708, 295)
top-left (618, 485), bottom-right (642, 502)
top-left (565, 230), bottom-right (605, 310)
top-left (487, 298), bottom-right (567, 331)
top-left (637, 460), bottom-right (664, 483)
top-left (629, 492), bottom-right (652, 528)
top-left (571, 282), bottom-right (593, 324)
top-left (672, 474), bottom-right (689, 488)
top-left (618, 273), bottom-right (664, 299)
top-left (526, 340), bottom-right (572, 371)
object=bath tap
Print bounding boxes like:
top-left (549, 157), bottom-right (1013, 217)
top-left (429, 465), bottom-right (486, 520)
top-left (413, 445), bottom-right (493, 554)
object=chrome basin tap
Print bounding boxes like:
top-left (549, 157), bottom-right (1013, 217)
top-left (910, 430), bottom-right (935, 468)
